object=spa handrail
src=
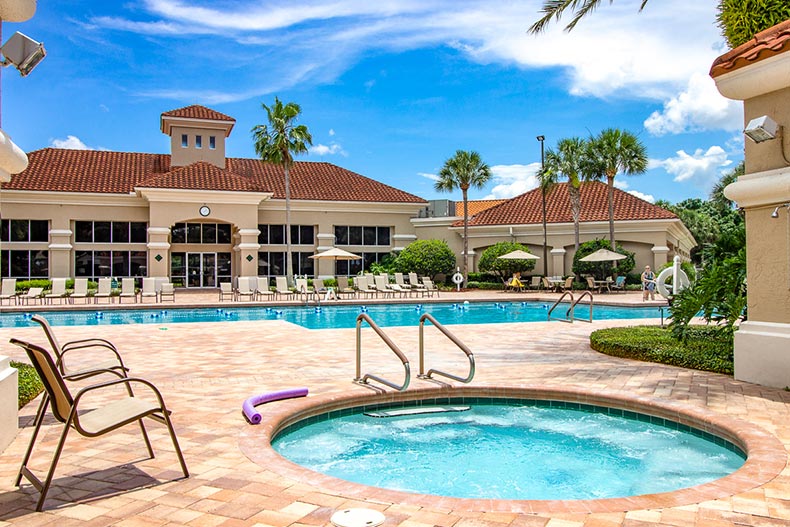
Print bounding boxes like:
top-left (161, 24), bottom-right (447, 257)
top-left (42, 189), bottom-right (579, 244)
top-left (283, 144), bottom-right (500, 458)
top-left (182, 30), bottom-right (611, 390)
top-left (354, 313), bottom-right (411, 391)
top-left (547, 292), bottom-right (574, 323)
top-left (418, 313), bottom-right (475, 383)
top-left (568, 290), bottom-right (593, 323)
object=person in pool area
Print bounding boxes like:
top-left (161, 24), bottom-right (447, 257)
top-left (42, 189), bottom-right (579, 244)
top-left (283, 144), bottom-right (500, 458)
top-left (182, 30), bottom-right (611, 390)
top-left (509, 271), bottom-right (523, 291)
top-left (641, 265), bottom-right (656, 301)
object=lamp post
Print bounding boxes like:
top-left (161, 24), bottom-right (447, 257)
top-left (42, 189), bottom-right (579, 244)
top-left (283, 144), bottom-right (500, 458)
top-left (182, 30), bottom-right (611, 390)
top-left (536, 135), bottom-right (547, 274)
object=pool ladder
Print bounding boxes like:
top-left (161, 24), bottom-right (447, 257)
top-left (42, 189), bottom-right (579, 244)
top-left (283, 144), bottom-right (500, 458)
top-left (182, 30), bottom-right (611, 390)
top-left (547, 291), bottom-right (594, 323)
top-left (354, 313), bottom-right (475, 391)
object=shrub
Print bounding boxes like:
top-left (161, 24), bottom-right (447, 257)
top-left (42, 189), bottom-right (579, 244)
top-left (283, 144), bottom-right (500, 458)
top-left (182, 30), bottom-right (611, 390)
top-left (395, 239), bottom-right (456, 279)
top-left (590, 325), bottom-right (733, 374)
top-left (657, 261), bottom-right (697, 282)
top-left (572, 239), bottom-right (635, 279)
top-left (466, 281), bottom-right (504, 290)
top-left (13, 361), bottom-right (43, 409)
top-left (16, 279), bottom-right (51, 292)
top-left (467, 272), bottom-right (500, 284)
top-left (478, 242), bottom-right (537, 282)
top-left (717, 0), bottom-right (790, 48)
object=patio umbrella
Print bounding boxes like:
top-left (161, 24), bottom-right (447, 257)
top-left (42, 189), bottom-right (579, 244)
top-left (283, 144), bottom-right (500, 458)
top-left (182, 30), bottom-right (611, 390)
top-left (579, 248), bottom-right (626, 262)
top-left (308, 247), bottom-right (362, 261)
top-left (497, 249), bottom-right (540, 260)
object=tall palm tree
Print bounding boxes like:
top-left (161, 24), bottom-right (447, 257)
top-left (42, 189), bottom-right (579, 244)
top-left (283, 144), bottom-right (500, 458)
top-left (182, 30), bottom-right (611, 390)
top-left (587, 128), bottom-right (648, 250)
top-left (529, 0), bottom-right (649, 34)
top-left (710, 161), bottom-right (743, 213)
top-left (435, 150), bottom-right (492, 286)
top-left (539, 137), bottom-right (590, 252)
top-left (251, 97), bottom-right (312, 286)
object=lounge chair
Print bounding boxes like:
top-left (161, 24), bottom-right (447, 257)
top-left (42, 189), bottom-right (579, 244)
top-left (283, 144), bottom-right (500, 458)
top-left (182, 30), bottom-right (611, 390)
top-left (21, 287), bottom-right (44, 305)
top-left (254, 277), bottom-right (275, 301)
top-left (140, 278), bottom-right (158, 303)
top-left (236, 277), bottom-right (256, 301)
top-left (610, 275), bottom-right (626, 293)
top-left (373, 275), bottom-right (394, 298)
top-left (159, 282), bottom-right (176, 302)
top-left (71, 278), bottom-right (90, 303)
top-left (45, 278), bottom-right (69, 304)
top-left (94, 277), bottom-right (113, 303)
top-left (0, 278), bottom-right (18, 305)
top-left (119, 278), bottom-right (138, 303)
top-left (275, 276), bottom-right (294, 300)
top-left (9, 338), bottom-right (189, 511)
top-left (421, 278), bottom-right (439, 298)
top-left (354, 275), bottom-right (376, 298)
top-left (394, 273), bottom-right (412, 291)
top-left (408, 273), bottom-right (427, 294)
top-left (295, 278), bottom-right (314, 301)
top-left (335, 276), bottom-right (357, 299)
top-left (219, 282), bottom-right (234, 301)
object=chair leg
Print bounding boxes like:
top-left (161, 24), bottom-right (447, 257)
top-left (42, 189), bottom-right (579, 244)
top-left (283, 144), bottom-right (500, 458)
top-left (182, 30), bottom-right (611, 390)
top-left (157, 412), bottom-right (189, 478)
top-left (34, 415), bottom-right (74, 511)
top-left (15, 394), bottom-right (51, 487)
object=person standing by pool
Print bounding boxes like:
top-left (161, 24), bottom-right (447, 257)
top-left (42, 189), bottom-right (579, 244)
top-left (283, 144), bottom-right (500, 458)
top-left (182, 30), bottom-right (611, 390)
top-left (641, 265), bottom-right (656, 301)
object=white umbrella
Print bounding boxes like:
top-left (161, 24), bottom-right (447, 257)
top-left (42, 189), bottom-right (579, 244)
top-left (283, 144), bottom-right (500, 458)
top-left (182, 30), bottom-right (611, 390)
top-left (579, 248), bottom-right (627, 262)
top-left (497, 249), bottom-right (540, 260)
top-left (308, 247), bottom-right (362, 261)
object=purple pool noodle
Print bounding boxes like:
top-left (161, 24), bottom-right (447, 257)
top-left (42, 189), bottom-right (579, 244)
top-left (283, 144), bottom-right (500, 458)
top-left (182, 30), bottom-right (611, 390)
top-left (243, 387), bottom-right (309, 424)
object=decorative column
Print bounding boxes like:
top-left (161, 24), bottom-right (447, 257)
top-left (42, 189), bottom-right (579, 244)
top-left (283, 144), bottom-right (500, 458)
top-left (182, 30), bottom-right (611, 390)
top-left (550, 247), bottom-right (566, 277)
top-left (48, 228), bottom-right (72, 278)
top-left (0, 357), bottom-right (17, 454)
top-left (235, 228), bottom-right (260, 277)
top-left (651, 245), bottom-right (670, 269)
top-left (315, 232), bottom-right (335, 277)
top-left (147, 227), bottom-right (171, 277)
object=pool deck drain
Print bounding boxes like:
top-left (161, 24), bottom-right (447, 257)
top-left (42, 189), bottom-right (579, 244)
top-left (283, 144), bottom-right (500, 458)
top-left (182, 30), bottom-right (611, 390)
top-left (0, 290), bottom-right (787, 526)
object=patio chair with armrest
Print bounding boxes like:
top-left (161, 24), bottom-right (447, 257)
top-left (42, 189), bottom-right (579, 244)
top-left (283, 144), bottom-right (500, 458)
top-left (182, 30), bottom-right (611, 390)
top-left (0, 278), bottom-right (17, 305)
top-left (254, 277), bottom-right (275, 300)
top-left (219, 282), bottom-right (234, 301)
top-left (159, 282), bottom-right (176, 302)
top-left (585, 276), bottom-right (602, 294)
top-left (94, 277), bottom-right (113, 304)
top-left (71, 278), bottom-right (90, 303)
top-left (9, 338), bottom-right (189, 511)
top-left (119, 278), bottom-right (138, 303)
top-left (335, 276), bottom-right (357, 298)
top-left (275, 276), bottom-right (294, 300)
top-left (530, 276), bottom-right (542, 290)
top-left (610, 275), bottom-right (626, 292)
top-left (139, 278), bottom-right (158, 303)
top-left (236, 277), bottom-right (256, 301)
top-left (561, 276), bottom-right (574, 292)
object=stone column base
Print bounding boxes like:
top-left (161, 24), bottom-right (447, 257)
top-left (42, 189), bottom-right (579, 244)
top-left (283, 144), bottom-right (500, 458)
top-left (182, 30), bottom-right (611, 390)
top-left (734, 320), bottom-right (790, 388)
top-left (0, 356), bottom-right (18, 454)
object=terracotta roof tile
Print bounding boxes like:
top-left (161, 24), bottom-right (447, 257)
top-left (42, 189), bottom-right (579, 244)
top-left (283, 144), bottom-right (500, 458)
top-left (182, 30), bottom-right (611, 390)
top-left (7, 148), bottom-right (426, 204)
top-left (160, 105), bottom-right (236, 122)
top-left (455, 199), bottom-right (506, 216)
top-left (710, 19), bottom-right (790, 78)
top-left (456, 181), bottom-right (676, 227)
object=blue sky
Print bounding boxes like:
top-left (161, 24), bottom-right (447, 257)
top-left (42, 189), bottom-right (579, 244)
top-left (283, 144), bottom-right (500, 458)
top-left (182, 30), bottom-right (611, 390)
top-left (2, 1), bottom-right (743, 204)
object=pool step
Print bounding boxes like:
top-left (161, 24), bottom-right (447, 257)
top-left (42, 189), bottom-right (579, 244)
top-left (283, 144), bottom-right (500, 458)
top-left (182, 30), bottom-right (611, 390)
top-left (364, 406), bottom-right (470, 418)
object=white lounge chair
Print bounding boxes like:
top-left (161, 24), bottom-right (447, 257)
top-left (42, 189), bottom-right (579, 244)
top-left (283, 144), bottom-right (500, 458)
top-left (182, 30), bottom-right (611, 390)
top-left (408, 273), bottom-right (427, 294)
top-left (0, 278), bottom-right (18, 305)
top-left (94, 277), bottom-right (113, 303)
top-left (335, 276), bottom-right (357, 299)
top-left (254, 277), bottom-right (274, 301)
top-left (160, 282), bottom-right (175, 302)
top-left (354, 275), bottom-right (376, 298)
top-left (45, 278), bottom-right (69, 304)
top-left (119, 278), bottom-right (138, 303)
top-left (421, 278), bottom-right (439, 298)
top-left (140, 278), bottom-right (158, 303)
top-left (394, 273), bottom-right (412, 291)
top-left (236, 277), bottom-right (255, 301)
top-left (275, 276), bottom-right (294, 300)
top-left (373, 275), bottom-right (394, 298)
top-left (219, 282), bottom-right (234, 301)
top-left (71, 278), bottom-right (90, 303)
top-left (295, 278), bottom-right (314, 301)
top-left (21, 287), bottom-right (44, 305)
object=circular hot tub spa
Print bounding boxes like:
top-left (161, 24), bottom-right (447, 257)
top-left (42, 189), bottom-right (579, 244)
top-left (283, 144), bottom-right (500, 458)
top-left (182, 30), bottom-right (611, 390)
top-left (240, 387), bottom-right (785, 514)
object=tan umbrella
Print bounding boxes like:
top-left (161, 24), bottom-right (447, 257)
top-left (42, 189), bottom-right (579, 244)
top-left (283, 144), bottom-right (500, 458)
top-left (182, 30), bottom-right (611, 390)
top-left (308, 247), bottom-right (362, 261)
top-left (579, 248), bottom-right (627, 262)
top-left (497, 249), bottom-right (540, 260)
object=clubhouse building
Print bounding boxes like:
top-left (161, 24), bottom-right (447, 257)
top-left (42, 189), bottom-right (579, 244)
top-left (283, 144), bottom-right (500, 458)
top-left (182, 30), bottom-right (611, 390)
top-left (0, 105), bottom-right (694, 286)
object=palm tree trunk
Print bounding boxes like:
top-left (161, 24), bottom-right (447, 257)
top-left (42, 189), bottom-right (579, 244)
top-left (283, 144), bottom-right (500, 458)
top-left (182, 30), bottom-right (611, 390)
top-left (569, 185), bottom-right (581, 252)
top-left (285, 165), bottom-right (293, 286)
top-left (462, 187), bottom-right (469, 287)
top-left (608, 174), bottom-right (615, 250)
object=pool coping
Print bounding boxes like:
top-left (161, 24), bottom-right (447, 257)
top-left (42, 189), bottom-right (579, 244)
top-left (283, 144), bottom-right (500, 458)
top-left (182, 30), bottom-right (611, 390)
top-left (238, 384), bottom-right (787, 514)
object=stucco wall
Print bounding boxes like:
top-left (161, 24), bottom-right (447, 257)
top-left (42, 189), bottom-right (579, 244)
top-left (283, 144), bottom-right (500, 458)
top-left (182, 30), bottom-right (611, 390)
top-left (744, 86), bottom-right (790, 175)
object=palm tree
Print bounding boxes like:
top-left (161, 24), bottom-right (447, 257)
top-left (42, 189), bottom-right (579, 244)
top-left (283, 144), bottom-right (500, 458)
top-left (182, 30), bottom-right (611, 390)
top-left (587, 128), bottom-right (647, 250)
top-left (529, 0), bottom-right (649, 34)
top-left (539, 137), bottom-right (590, 252)
top-left (435, 150), bottom-right (492, 286)
top-left (251, 97), bottom-right (313, 286)
top-left (710, 161), bottom-right (743, 213)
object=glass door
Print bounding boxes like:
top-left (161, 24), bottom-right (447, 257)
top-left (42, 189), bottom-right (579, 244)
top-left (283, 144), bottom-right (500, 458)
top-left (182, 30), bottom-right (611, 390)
top-left (187, 253), bottom-right (203, 287)
top-left (201, 253), bottom-right (216, 287)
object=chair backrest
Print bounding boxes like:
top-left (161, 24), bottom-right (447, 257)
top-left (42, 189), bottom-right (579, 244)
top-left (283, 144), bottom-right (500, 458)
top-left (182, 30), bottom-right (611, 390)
top-left (122, 278), bottom-right (136, 293)
top-left (408, 273), bottom-right (421, 285)
top-left (337, 276), bottom-right (350, 289)
top-left (10, 338), bottom-right (74, 423)
top-left (295, 278), bottom-right (308, 292)
top-left (313, 278), bottom-right (325, 291)
top-left (256, 277), bottom-right (269, 291)
top-left (161, 283), bottom-right (174, 294)
top-left (27, 287), bottom-right (43, 297)
top-left (374, 275), bottom-right (388, 290)
top-left (238, 277), bottom-right (253, 293)
top-left (98, 277), bottom-right (112, 294)
top-left (275, 276), bottom-right (289, 292)
top-left (564, 276), bottom-right (574, 288)
top-left (615, 276), bottom-right (626, 286)
top-left (585, 276), bottom-right (595, 288)
top-left (220, 282), bottom-right (232, 293)
top-left (542, 277), bottom-right (551, 288)
top-left (1, 278), bottom-right (16, 296)
top-left (142, 278), bottom-right (156, 293)
top-left (394, 273), bottom-right (406, 286)
top-left (423, 278), bottom-right (434, 289)
top-left (50, 278), bottom-right (66, 295)
top-left (31, 314), bottom-right (64, 359)
top-left (531, 276), bottom-right (541, 287)
top-left (73, 278), bottom-right (88, 294)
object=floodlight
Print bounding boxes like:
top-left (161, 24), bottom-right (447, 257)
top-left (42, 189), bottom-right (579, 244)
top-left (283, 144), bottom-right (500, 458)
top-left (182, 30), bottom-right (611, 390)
top-left (744, 115), bottom-right (778, 143)
top-left (0, 31), bottom-right (45, 77)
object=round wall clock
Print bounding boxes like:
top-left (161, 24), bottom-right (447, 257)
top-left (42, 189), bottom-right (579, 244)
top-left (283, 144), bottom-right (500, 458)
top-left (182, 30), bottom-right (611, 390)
top-left (199, 205), bottom-right (211, 217)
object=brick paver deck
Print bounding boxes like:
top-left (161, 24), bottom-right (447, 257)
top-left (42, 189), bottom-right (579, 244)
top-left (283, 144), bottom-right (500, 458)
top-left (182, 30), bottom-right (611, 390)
top-left (0, 290), bottom-right (787, 526)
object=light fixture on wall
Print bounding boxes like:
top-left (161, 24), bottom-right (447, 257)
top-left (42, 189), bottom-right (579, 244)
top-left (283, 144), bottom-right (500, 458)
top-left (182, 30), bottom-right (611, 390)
top-left (0, 31), bottom-right (45, 77)
top-left (770, 203), bottom-right (790, 218)
top-left (745, 115), bottom-right (779, 143)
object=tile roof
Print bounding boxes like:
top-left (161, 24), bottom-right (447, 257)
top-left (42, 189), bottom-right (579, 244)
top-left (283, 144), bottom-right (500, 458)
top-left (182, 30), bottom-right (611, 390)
top-left (160, 105), bottom-right (236, 122)
top-left (455, 199), bottom-right (506, 216)
top-left (710, 19), bottom-right (790, 78)
top-left (7, 148), bottom-right (427, 204)
top-left (457, 181), bottom-right (676, 227)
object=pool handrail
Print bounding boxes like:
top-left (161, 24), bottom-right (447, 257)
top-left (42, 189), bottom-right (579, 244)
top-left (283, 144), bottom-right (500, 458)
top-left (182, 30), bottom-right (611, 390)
top-left (418, 313), bottom-right (475, 384)
top-left (354, 313), bottom-right (410, 391)
top-left (547, 292), bottom-right (575, 323)
top-left (568, 291), bottom-right (594, 323)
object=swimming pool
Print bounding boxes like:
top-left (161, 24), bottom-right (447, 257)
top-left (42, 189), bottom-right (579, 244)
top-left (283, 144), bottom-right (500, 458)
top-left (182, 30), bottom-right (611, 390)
top-left (0, 301), bottom-right (662, 329)
top-left (272, 398), bottom-right (746, 500)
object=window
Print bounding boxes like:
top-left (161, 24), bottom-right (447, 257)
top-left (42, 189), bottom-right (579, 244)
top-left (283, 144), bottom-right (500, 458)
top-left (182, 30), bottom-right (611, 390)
top-left (334, 226), bottom-right (391, 246)
top-left (209, 136), bottom-right (216, 150)
top-left (171, 223), bottom-right (232, 245)
top-left (257, 251), bottom-right (314, 277)
top-left (74, 221), bottom-right (148, 244)
top-left (258, 224), bottom-right (314, 245)
top-left (181, 134), bottom-right (188, 148)
top-left (1, 250), bottom-right (48, 278)
top-left (0, 219), bottom-right (48, 242)
top-left (195, 135), bottom-right (202, 149)
top-left (334, 252), bottom-right (389, 276)
top-left (74, 250), bottom-right (146, 280)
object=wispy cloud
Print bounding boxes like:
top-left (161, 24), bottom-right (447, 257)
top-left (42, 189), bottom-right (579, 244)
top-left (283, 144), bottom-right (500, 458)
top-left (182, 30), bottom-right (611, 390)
top-left (418, 172), bottom-right (439, 181)
top-left (614, 179), bottom-right (655, 203)
top-left (484, 163), bottom-right (541, 199)
top-left (50, 136), bottom-right (107, 151)
top-left (651, 145), bottom-right (733, 192)
top-left (310, 142), bottom-right (347, 156)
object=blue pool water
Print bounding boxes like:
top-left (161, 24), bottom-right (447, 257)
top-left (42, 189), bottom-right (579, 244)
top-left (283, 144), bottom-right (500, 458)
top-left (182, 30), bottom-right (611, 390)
top-left (272, 401), bottom-right (745, 500)
top-left (0, 302), bottom-right (662, 329)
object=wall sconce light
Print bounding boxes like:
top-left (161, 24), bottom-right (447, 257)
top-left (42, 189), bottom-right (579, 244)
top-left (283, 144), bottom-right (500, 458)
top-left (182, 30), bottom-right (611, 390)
top-left (0, 31), bottom-right (45, 77)
top-left (745, 115), bottom-right (779, 143)
top-left (771, 203), bottom-right (790, 218)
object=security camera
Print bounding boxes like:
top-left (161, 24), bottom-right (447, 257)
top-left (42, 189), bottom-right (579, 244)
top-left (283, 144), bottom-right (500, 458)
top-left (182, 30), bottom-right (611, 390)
top-left (0, 32), bottom-right (45, 77)
top-left (744, 115), bottom-right (779, 143)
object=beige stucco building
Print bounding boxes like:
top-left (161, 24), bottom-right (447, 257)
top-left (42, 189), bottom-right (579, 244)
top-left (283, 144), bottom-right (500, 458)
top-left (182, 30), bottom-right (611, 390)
top-left (0, 104), bottom-right (694, 286)
top-left (713, 20), bottom-right (790, 388)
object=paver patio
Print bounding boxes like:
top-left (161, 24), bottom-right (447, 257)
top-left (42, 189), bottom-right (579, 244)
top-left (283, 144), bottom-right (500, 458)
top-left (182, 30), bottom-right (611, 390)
top-left (0, 290), bottom-right (787, 526)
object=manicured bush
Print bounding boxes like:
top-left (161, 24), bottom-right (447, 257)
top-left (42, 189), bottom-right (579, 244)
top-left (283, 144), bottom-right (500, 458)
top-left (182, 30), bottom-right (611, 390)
top-left (16, 279), bottom-right (51, 292)
top-left (395, 240), bottom-right (456, 279)
top-left (590, 325), bottom-right (733, 374)
top-left (467, 272), bottom-right (500, 284)
top-left (466, 281), bottom-right (504, 290)
top-left (13, 361), bottom-right (43, 409)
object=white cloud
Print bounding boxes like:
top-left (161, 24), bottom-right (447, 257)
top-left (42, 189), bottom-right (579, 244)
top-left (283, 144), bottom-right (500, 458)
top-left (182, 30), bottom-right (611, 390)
top-left (613, 179), bottom-right (655, 203)
top-left (50, 136), bottom-right (99, 150)
top-left (484, 163), bottom-right (540, 199)
top-left (644, 73), bottom-right (743, 135)
top-left (417, 172), bottom-right (439, 182)
top-left (653, 145), bottom-right (732, 191)
top-left (328, 129), bottom-right (335, 136)
top-left (310, 142), bottom-right (346, 156)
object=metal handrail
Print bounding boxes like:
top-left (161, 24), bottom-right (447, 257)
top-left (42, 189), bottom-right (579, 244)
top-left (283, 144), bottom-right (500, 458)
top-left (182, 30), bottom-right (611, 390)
top-left (547, 292), bottom-right (574, 323)
top-left (567, 290), bottom-right (593, 323)
top-left (355, 313), bottom-right (410, 391)
top-left (418, 313), bottom-right (475, 383)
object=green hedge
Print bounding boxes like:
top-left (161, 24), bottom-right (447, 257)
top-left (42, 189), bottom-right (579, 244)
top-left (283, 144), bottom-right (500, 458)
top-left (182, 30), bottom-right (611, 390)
top-left (466, 281), bottom-right (504, 290)
top-left (12, 361), bottom-right (43, 409)
top-left (590, 325), bottom-right (733, 374)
